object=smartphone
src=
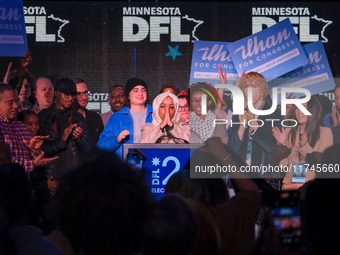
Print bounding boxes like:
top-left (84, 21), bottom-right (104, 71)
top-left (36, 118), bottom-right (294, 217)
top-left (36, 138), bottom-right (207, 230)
top-left (224, 174), bottom-right (235, 198)
top-left (292, 163), bottom-right (307, 183)
top-left (271, 191), bottom-right (302, 252)
top-left (127, 152), bottom-right (144, 170)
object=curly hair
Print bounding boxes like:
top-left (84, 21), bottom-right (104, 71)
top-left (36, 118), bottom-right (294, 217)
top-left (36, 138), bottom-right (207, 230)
top-left (238, 72), bottom-right (270, 99)
top-left (189, 82), bottom-right (218, 111)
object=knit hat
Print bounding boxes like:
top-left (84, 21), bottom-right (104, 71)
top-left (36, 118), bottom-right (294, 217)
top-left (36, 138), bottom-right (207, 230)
top-left (54, 77), bottom-right (77, 94)
top-left (124, 77), bottom-right (148, 97)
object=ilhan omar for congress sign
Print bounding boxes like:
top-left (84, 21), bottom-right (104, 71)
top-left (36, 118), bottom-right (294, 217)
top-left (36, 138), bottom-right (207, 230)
top-left (227, 18), bottom-right (308, 81)
top-left (0, 0), bottom-right (28, 57)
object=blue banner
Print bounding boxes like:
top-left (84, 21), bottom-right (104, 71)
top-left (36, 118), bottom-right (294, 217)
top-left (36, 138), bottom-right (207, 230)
top-left (190, 40), bottom-right (239, 85)
top-left (0, 0), bottom-right (28, 57)
top-left (227, 18), bottom-right (308, 80)
top-left (269, 41), bottom-right (336, 100)
top-left (127, 146), bottom-right (195, 199)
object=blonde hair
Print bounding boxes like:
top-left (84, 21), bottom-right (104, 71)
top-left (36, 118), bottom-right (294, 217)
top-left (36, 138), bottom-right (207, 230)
top-left (238, 72), bottom-right (269, 99)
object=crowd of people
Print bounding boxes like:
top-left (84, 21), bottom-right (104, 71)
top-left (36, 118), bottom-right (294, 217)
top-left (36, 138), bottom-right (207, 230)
top-left (1, 52), bottom-right (340, 255)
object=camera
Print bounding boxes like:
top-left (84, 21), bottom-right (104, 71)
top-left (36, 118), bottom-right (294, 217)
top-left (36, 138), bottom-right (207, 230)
top-left (126, 149), bottom-right (146, 170)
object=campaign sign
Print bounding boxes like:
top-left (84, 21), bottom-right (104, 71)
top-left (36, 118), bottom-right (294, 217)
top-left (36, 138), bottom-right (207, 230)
top-left (0, 0), bottom-right (28, 57)
top-left (269, 41), bottom-right (336, 100)
top-left (190, 40), bottom-right (239, 85)
top-left (227, 18), bottom-right (308, 80)
top-left (123, 144), bottom-right (200, 199)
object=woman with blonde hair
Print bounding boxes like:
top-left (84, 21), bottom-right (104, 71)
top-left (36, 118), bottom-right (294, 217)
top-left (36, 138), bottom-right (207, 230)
top-left (228, 71), bottom-right (282, 190)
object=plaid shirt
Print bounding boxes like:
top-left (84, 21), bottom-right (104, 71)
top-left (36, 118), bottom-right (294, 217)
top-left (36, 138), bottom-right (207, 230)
top-left (0, 114), bottom-right (38, 172)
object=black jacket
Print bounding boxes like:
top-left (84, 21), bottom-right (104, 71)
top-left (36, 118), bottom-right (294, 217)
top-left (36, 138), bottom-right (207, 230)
top-left (84, 108), bottom-right (104, 147)
top-left (38, 107), bottom-right (90, 179)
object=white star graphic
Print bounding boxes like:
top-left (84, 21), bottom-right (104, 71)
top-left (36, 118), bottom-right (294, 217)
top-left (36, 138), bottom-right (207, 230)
top-left (151, 157), bottom-right (161, 166)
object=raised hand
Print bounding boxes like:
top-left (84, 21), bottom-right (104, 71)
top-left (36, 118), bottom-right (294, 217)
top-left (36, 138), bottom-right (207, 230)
top-left (117, 130), bottom-right (130, 143)
top-left (272, 126), bottom-right (286, 145)
top-left (3, 62), bottom-right (12, 84)
top-left (19, 49), bottom-right (32, 68)
top-left (218, 64), bottom-right (227, 84)
top-left (235, 69), bottom-right (246, 88)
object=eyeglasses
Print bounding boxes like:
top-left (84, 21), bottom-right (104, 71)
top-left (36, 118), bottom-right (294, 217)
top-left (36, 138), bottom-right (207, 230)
top-left (179, 105), bottom-right (189, 112)
top-left (77, 90), bottom-right (89, 97)
top-left (110, 94), bottom-right (125, 100)
top-left (4, 100), bottom-right (21, 107)
top-left (63, 93), bottom-right (76, 98)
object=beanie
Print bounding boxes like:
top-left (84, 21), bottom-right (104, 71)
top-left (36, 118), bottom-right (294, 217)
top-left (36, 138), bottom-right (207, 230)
top-left (55, 77), bottom-right (77, 94)
top-left (124, 77), bottom-right (148, 97)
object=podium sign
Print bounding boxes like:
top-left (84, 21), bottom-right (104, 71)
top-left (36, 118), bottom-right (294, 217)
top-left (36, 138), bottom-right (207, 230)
top-left (123, 144), bottom-right (201, 199)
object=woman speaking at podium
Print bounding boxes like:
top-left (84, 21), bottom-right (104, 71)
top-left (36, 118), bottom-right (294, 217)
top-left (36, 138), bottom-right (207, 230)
top-left (139, 92), bottom-right (190, 144)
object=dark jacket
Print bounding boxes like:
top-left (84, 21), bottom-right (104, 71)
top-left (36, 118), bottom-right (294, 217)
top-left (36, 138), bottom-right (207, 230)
top-left (228, 101), bottom-right (283, 190)
top-left (229, 101), bottom-right (282, 166)
top-left (84, 108), bottom-right (104, 147)
top-left (38, 107), bottom-right (90, 179)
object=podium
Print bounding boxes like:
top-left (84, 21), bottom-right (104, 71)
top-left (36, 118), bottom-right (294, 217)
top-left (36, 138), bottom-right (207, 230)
top-left (123, 143), bottom-right (202, 199)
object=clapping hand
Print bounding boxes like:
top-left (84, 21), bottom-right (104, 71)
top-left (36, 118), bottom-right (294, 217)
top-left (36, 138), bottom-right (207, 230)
top-left (23, 135), bottom-right (49, 152)
top-left (332, 106), bottom-right (340, 127)
top-left (62, 124), bottom-right (76, 142)
top-left (72, 125), bottom-right (83, 140)
top-left (272, 126), bottom-right (286, 145)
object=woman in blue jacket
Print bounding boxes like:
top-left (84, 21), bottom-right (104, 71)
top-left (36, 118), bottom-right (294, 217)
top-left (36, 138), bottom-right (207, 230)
top-left (97, 78), bottom-right (153, 158)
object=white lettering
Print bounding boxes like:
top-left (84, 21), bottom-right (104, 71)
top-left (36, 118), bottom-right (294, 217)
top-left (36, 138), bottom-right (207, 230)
top-left (0, 8), bottom-right (20, 21)
top-left (123, 16), bottom-right (189, 42)
top-left (122, 7), bottom-right (181, 16)
top-left (199, 44), bottom-right (232, 61)
top-left (235, 29), bottom-right (291, 59)
top-left (252, 7), bottom-right (310, 16)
